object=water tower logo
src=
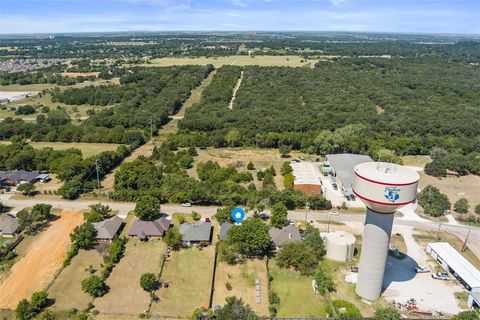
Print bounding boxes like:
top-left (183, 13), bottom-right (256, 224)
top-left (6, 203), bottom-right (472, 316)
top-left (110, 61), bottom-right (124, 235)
top-left (384, 186), bottom-right (400, 203)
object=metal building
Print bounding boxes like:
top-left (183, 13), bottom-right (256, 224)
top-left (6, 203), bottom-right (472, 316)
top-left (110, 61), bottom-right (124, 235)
top-left (325, 231), bottom-right (356, 262)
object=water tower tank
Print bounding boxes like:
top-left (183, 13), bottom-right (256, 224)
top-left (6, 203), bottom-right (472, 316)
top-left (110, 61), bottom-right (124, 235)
top-left (326, 231), bottom-right (356, 262)
top-left (353, 162), bottom-right (419, 300)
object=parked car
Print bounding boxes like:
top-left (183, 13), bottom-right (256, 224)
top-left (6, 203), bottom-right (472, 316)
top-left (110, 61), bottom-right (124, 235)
top-left (415, 266), bottom-right (430, 273)
top-left (182, 202), bottom-right (192, 207)
top-left (432, 272), bottom-right (449, 280)
top-left (329, 211), bottom-right (339, 216)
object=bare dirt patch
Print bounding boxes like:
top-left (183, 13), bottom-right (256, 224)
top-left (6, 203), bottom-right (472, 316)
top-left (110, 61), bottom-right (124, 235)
top-left (0, 210), bottom-right (83, 309)
top-left (418, 173), bottom-right (480, 207)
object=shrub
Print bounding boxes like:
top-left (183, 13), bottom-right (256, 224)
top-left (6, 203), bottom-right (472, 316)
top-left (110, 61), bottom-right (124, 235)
top-left (247, 162), bottom-right (255, 170)
top-left (140, 272), bottom-right (158, 292)
top-left (373, 307), bottom-right (401, 320)
top-left (328, 300), bottom-right (362, 319)
top-left (81, 275), bottom-right (107, 297)
top-left (454, 198), bottom-right (469, 214)
top-left (225, 282), bottom-right (233, 290)
top-left (191, 211), bottom-right (201, 221)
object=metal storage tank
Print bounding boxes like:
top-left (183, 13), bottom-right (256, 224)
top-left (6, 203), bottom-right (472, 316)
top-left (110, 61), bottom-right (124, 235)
top-left (326, 231), bottom-right (356, 262)
top-left (353, 162), bottom-right (419, 300)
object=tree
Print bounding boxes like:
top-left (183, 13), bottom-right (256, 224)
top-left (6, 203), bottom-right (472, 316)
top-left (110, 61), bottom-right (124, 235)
top-left (303, 225), bottom-right (326, 259)
top-left (217, 296), bottom-right (258, 320)
top-left (453, 198), bottom-right (469, 214)
top-left (281, 162), bottom-right (293, 176)
top-left (30, 204), bottom-right (52, 224)
top-left (424, 157), bottom-right (447, 177)
top-left (279, 145), bottom-right (291, 158)
top-left (135, 195), bottom-right (161, 220)
top-left (215, 206), bottom-right (235, 224)
top-left (187, 146), bottom-right (198, 156)
top-left (164, 226), bottom-right (183, 250)
top-left (140, 273), bottom-right (158, 292)
top-left (276, 242), bottom-right (318, 275)
top-left (372, 307), bottom-right (401, 320)
top-left (314, 264), bottom-right (335, 295)
top-left (417, 185), bottom-right (451, 217)
top-left (307, 195), bottom-right (332, 210)
top-left (270, 202), bottom-right (288, 228)
top-left (17, 208), bottom-right (35, 233)
top-left (283, 174), bottom-right (294, 189)
top-left (30, 291), bottom-right (48, 313)
top-left (15, 299), bottom-right (32, 320)
top-left (84, 203), bottom-right (112, 222)
top-left (476, 204), bottom-right (480, 215)
top-left (227, 219), bottom-right (271, 257)
top-left (192, 211), bottom-right (201, 221)
top-left (81, 275), bottom-right (107, 297)
top-left (453, 310), bottom-right (480, 320)
top-left (17, 182), bottom-right (36, 197)
top-left (70, 222), bottom-right (95, 249)
top-left (246, 162), bottom-right (255, 170)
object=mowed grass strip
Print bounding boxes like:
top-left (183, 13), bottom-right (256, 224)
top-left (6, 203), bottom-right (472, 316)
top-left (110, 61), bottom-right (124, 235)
top-left (269, 261), bottom-right (326, 317)
top-left (48, 249), bottom-right (104, 310)
top-left (93, 239), bottom-right (165, 315)
top-left (149, 55), bottom-right (317, 68)
top-left (213, 259), bottom-right (269, 316)
top-left (151, 246), bottom-right (215, 318)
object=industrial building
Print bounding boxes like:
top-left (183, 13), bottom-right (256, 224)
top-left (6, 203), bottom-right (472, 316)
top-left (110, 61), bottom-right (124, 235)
top-left (426, 242), bottom-right (480, 293)
top-left (323, 154), bottom-right (373, 200)
top-left (291, 162), bottom-right (322, 195)
top-left (325, 231), bottom-right (356, 262)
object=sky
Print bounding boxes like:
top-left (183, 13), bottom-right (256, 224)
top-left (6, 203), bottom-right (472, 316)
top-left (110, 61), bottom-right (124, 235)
top-left (1, 0), bottom-right (479, 35)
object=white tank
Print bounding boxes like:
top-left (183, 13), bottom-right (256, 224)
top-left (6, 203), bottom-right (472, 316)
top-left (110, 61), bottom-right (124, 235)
top-left (353, 162), bottom-right (419, 300)
top-left (326, 231), bottom-right (356, 262)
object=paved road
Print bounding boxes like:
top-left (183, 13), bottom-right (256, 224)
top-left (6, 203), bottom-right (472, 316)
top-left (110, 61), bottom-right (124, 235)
top-left (2, 194), bottom-right (478, 257)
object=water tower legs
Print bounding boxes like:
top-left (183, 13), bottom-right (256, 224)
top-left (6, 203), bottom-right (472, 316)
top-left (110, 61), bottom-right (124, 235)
top-left (356, 209), bottom-right (394, 300)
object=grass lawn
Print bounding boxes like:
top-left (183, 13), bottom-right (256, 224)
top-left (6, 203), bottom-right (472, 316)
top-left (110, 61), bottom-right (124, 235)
top-left (269, 260), bottom-right (326, 317)
top-left (93, 239), bottom-right (166, 315)
top-left (148, 55), bottom-right (318, 68)
top-left (213, 259), bottom-right (269, 316)
top-left (151, 246), bottom-right (215, 318)
top-left (48, 249), bottom-right (104, 310)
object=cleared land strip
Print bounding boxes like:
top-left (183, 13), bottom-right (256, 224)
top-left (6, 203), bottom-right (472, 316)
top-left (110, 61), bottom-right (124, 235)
top-left (228, 70), bottom-right (244, 110)
top-left (0, 210), bottom-right (83, 309)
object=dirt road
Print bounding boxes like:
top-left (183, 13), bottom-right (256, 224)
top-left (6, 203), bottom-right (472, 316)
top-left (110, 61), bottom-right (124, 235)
top-left (0, 210), bottom-right (83, 309)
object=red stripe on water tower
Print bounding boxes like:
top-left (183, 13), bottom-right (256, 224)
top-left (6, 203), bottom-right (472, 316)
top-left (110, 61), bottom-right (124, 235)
top-left (352, 190), bottom-right (415, 206)
top-left (354, 171), bottom-right (419, 187)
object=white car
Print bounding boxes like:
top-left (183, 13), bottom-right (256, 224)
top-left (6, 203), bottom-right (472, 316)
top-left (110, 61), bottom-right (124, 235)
top-left (415, 266), bottom-right (430, 273)
top-left (182, 202), bottom-right (192, 207)
top-left (329, 211), bottom-right (339, 216)
top-left (432, 272), bottom-right (449, 280)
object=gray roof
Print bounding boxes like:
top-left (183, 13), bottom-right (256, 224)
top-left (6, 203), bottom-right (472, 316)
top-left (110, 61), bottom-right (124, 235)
top-left (220, 222), bottom-right (233, 241)
top-left (0, 214), bottom-right (19, 235)
top-left (128, 218), bottom-right (171, 239)
top-left (269, 225), bottom-right (301, 247)
top-left (180, 222), bottom-right (212, 242)
top-left (93, 215), bottom-right (123, 240)
top-left (470, 291), bottom-right (480, 304)
top-left (325, 154), bottom-right (373, 189)
top-left (0, 170), bottom-right (42, 183)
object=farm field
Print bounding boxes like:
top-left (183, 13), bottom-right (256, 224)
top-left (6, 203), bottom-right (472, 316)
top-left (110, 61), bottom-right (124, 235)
top-left (151, 246), bottom-right (215, 318)
top-left (268, 260), bottom-right (326, 317)
top-left (48, 249), bottom-right (104, 310)
top-left (213, 259), bottom-right (269, 316)
top-left (149, 55), bottom-right (318, 68)
top-left (0, 210), bottom-right (83, 309)
top-left (93, 239), bottom-right (165, 315)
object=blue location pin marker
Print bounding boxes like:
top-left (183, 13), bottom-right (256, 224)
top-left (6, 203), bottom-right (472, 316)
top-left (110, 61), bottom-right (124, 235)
top-left (231, 207), bottom-right (245, 224)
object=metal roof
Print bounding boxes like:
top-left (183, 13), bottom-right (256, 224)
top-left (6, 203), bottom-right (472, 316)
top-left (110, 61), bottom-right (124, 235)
top-left (291, 162), bottom-right (321, 186)
top-left (428, 242), bottom-right (480, 289)
top-left (325, 154), bottom-right (373, 188)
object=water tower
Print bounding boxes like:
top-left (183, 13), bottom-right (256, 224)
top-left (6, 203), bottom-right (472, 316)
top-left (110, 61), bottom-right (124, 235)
top-left (353, 162), bottom-right (419, 300)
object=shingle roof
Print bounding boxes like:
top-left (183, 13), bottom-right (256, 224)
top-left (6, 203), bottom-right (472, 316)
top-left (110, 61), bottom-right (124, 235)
top-left (128, 218), bottom-right (171, 238)
top-left (326, 154), bottom-right (373, 189)
top-left (180, 222), bottom-right (212, 242)
top-left (269, 225), bottom-right (301, 247)
top-left (0, 170), bottom-right (42, 183)
top-left (0, 214), bottom-right (19, 235)
top-left (220, 222), bottom-right (233, 241)
top-left (93, 215), bottom-right (123, 240)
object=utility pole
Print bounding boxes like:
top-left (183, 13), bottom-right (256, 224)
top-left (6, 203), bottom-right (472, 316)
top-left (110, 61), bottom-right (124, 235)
top-left (461, 228), bottom-right (472, 252)
top-left (304, 202), bottom-right (309, 224)
top-left (95, 159), bottom-right (101, 190)
top-left (437, 223), bottom-right (442, 240)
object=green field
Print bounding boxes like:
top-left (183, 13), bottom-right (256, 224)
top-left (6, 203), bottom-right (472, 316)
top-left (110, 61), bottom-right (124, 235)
top-left (149, 55), bottom-right (318, 68)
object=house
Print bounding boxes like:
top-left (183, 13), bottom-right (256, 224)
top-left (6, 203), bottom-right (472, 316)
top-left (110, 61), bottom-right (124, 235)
top-left (291, 162), bottom-right (322, 195)
top-left (93, 215), bottom-right (123, 243)
top-left (180, 222), bottom-right (212, 246)
top-left (0, 170), bottom-right (47, 186)
top-left (324, 154), bottom-right (373, 200)
top-left (269, 225), bottom-right (301, 248)
top-left (0, 214), bottom-right (19, 237)
top-left (220, 222), bottom-right (233, 241)
top-left (128, 218), bottom-right (171, 240)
